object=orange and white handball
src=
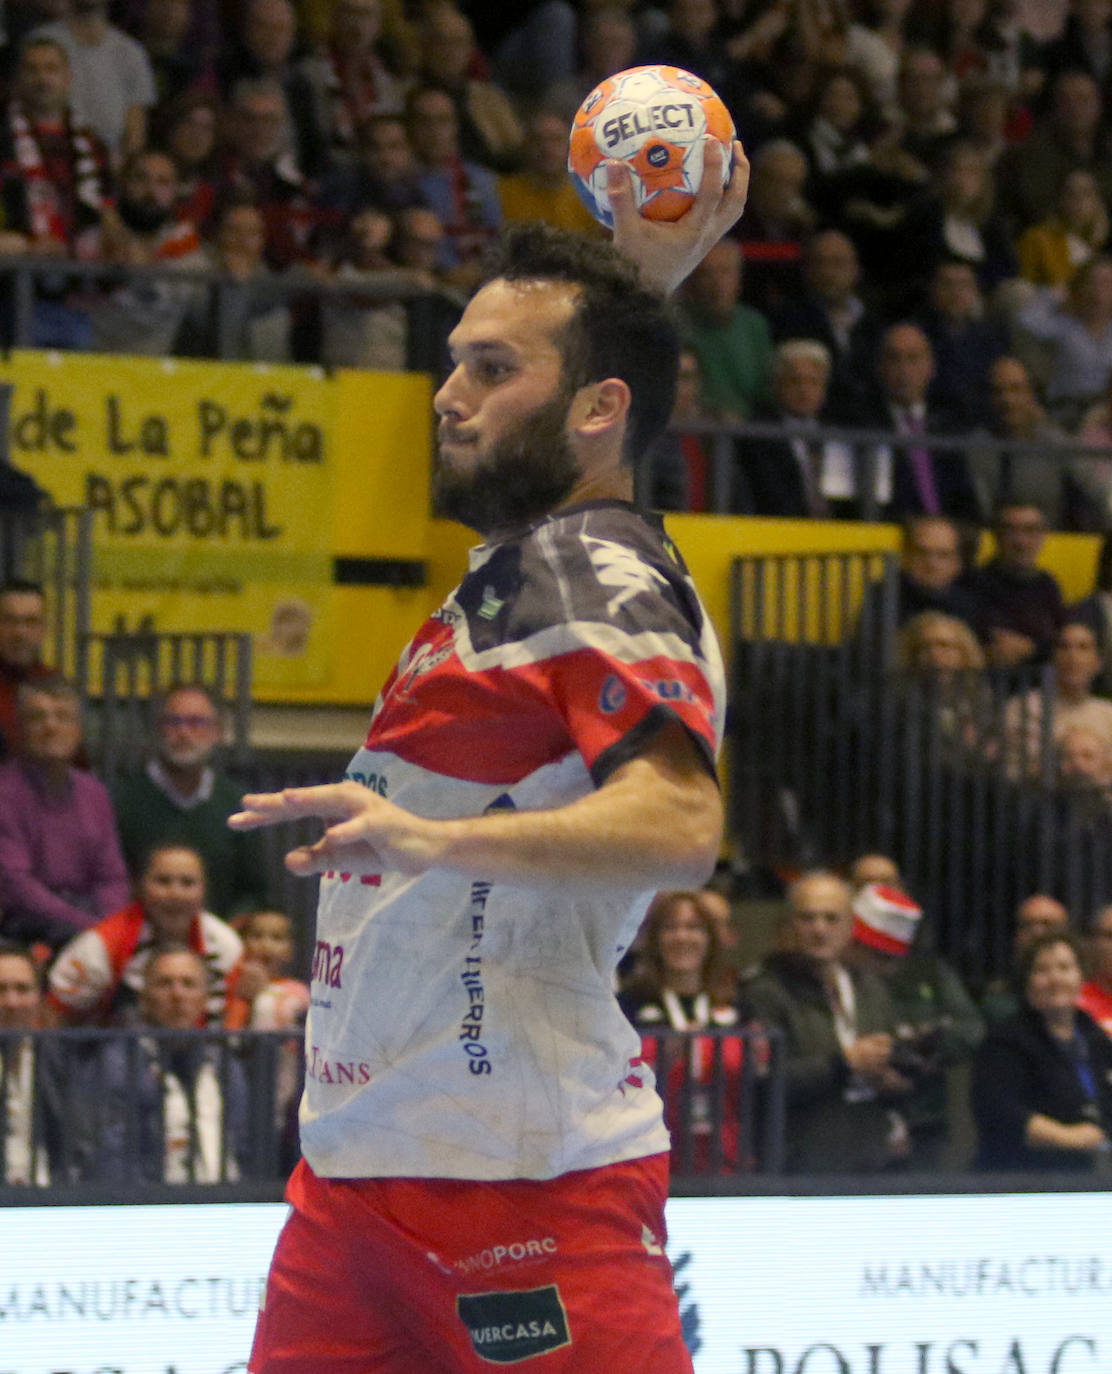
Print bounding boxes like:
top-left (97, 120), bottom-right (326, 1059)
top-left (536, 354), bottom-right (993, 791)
top-left (568, 65), bottom-right (737, 229)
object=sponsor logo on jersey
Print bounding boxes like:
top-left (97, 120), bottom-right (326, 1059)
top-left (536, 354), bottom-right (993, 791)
top-left (311, 939), bottom-right (345, 989)
top-left (599, 673), bottom-right (627, 714)
top-left (305, 1044), bottom-right (374, 1085)
top-left (457, 1286), bottom-right (571, 1364)
top-left (460, 881), bottom-right (493, 1075)
top-left (344, 767), bottom-right (388, 795)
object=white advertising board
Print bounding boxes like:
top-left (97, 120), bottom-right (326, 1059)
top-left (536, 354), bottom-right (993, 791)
top-left (0, 1193), bottom-right (1108, 1373)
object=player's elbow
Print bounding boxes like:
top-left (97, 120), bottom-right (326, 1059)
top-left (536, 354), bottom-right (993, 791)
top-left (667, 781), bottom-right (723, 888)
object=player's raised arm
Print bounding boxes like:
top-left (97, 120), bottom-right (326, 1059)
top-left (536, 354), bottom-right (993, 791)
top-left (608, 137), bottom-right (750, 297)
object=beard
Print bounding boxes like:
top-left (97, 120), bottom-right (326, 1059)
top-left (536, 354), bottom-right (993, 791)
top-left (433, 388), bottom-right (581, 536)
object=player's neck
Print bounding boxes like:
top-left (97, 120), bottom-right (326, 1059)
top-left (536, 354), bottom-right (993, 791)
top-left (555, 467), bottom-right (634, 514)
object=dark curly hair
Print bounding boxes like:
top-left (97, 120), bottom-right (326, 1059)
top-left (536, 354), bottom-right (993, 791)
top-left (481, 222), bottom-right (681, 463)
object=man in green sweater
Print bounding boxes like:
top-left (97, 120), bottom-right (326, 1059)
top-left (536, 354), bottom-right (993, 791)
top-left (112, 684), bottom-right (268, 921)
top-left (681, 238), bottom-right (772, 422)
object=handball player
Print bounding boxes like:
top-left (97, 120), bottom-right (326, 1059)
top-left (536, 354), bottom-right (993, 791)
top-left (231, 140), bottom-right (749, 1373)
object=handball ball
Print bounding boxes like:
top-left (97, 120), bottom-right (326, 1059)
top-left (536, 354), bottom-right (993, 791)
top-left (568, 65), bottom-right (736, 230)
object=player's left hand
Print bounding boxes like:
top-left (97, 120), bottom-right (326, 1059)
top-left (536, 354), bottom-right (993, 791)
top-left (229, 782), bottom-right (441, 877)
top-left (608, 137), bottom-right (750, 297)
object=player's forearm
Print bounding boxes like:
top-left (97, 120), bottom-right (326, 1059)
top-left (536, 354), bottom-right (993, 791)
top-left (425, 763), bottom-right (722, 891)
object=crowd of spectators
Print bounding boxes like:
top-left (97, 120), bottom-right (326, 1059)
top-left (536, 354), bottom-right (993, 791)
top-left (1, 0), bottom-right (1112, 523)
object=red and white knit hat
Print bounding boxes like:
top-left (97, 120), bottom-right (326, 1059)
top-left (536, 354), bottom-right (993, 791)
top-left (852, 883), bottom-right (922, 955)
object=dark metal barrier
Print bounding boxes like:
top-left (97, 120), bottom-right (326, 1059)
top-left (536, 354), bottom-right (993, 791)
top-left (642, 418), bottom-right (1112, 522)
top-left (0, 1028), bottom-right (299, 1187)
top-left (730, 550), bottom-right (1112, 985)
top-left (0, 1027), bottom-right (784, 1190)
top-left (0, 257), bottom-right (462, 373)
top-left (640, 1026), bottom-right (786, 1178)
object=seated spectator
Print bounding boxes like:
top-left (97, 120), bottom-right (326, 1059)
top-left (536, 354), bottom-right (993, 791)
top-left (86, 148), bottom-right (207, 355)
top-left (152, 91), bottom-right (221, 230)
top-left (1057, 725), bottom-right (1112, 806)
top-left (111, 683), bottom-right (267, 921)
top-left (955, 75), bottom-right (1011, 170)
top-left (33, 0), bottom-right (157, 160)
top-left (981, 892), bottom-right (1070, 1024)
top-left (137, 0), bottom-right (217, 110)
top-left (1015, 256), bottom-right (1112, 428)
top-left (997, 70), bottom-right (1112, 237)
top-left (298, 0), bottom-right (405, 162)
top-left (733, 139), bottom-right (813, 314)
top-left (1079, 902), bottom-right (1112, 1036)
top-left (214, 77), bottom-right (326, 269)
top-left (742, 870), bottom-right (911, 1173)
top-left (47, 842), bottom-right (243, 1025)
top-left (0, 580), bottom-right (51, 759)
top-left (1042, 0), bottom-right (1112, 88)
top-left (223, 908), bottom-right (307, 1030)
top-left (1018, 168), bottom-right (1109, 289)
top-left (1070, 533), bottom-right (1112, 686)
top-left (890, 45), bottom-right (957, 178)
top-left (770, 228), bottom-right (882, 422)
top-left (738, 338), bottom-right (857, 518)
top-left (217, 0), bottom-right (324, 177)
top-left (967, 357), bottom-right (1074, 527)
top-left (915, 260), bottom-right (1008, 427)
top-left (681, 239), bottom-right (772, 422)
top-left (795, 66), bottom-right (874, 188)
top-left (850, 882), bottom-right (985, 1167)
top-left (848, 852), bottom-right (902, 890)
top-left (642, 346), bottom-right (718, 512)
top-left (497, 109), bottom-right (598, 237)
top-left (407, 83), bottom-right (502, 292)
top-left (972, 931), bottom-right (1112, 1169)
top-left (417, 4), bottom-right (523, 173)
top-left (0, 940), bottom-right (72, 1184)
top-left (894, 610), bottom-right (993, 759)
top-left (638, 0), bottom-right (738, 94)
top-left (177, 199), bottom-right (292, 361)
top-left (319, 113), bottom-right (427, 218)
top-left (619, 891), bottom-right (739, 1029)
top-left (85, 945), bottom-right (248, 1182)
top-left (898, 142), bottom-right (1018, 306)
top-left (618, 889), bottom-right (750, 1173)
top-left (317, 206), bottom-right (409, 369)
top-left (0, 36), bottom-right (114, 350)
top-left (1003, 620), bottom-right (1112, 778)
top-left (0, 677), bottom-right (129, 949)
top-left (861, 322), bottom-right (981, 522)
top-left (959, 502), bottom-right (1065, 668)
top-left (896, 516), bottom-right (979, 626)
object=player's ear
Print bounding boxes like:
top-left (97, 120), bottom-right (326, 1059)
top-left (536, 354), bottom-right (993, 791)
top-left (572, 378), bottom-right (630, 437)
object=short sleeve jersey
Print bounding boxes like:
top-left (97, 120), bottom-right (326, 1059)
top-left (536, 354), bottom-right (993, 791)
top-left (301, 501), bottom-right (726, 1182)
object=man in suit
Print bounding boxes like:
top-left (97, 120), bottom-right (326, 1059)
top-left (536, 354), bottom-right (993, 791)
top-left (865, 323), bottom-right (981, 522)
top-left (770, 229), bottom-right (881, 421)
top-left (739, 339), bottom-right (855, 517)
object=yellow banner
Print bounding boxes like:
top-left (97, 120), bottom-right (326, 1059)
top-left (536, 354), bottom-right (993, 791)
top-left (2, 350), bottom-right (342, 689)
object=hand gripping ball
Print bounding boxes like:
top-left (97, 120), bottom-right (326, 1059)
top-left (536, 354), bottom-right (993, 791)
top-left (568, 64), bottom-right (737, 229)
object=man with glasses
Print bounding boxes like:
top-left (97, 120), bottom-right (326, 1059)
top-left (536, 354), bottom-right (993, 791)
top-left (959, 502), bottom-right (1066, 668)
top-left (112, 683), bottom-right (267, 921)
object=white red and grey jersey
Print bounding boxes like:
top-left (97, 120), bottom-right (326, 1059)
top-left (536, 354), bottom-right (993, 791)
top-left (301, 500), bottom-right (725, 1182)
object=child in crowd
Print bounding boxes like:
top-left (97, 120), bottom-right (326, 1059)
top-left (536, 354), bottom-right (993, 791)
top-left (224, 909), bottom-right (309, 1031)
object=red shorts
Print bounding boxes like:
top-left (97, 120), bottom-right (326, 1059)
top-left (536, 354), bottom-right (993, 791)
top-left (250, 1154), bottom-right (693, 1374)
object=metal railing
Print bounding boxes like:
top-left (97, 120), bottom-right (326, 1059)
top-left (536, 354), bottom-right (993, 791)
top-left (0, 1027), bottom-right (785, 1190)
top-left (640, 1026), bottom-right (786, 1177)
top-left (641, 418), bottom-right (1112, 522)
top-left (729, 550), bottom-right (1112, 985)
top-left (0, 257), bottom-right (463, 372)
